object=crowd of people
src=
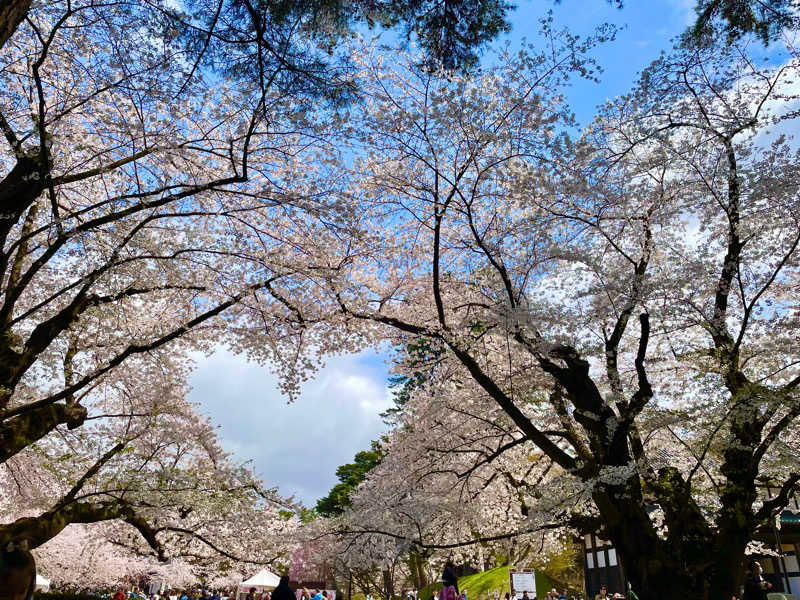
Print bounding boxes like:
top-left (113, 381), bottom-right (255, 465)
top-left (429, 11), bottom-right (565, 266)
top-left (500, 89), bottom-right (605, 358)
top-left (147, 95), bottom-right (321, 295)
top-left (297, 588), bottom-right (335, 600)
top-left (106, 588), bottom-right (229, 600)
top-left (77, 573), bottom-right (320, 600)
top-left (39, 559), bottom-right (782, 600)
top-left (497, 588), bottom-right (593, 600)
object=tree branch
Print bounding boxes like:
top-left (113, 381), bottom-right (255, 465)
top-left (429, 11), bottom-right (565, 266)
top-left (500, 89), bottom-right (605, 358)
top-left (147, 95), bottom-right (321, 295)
top-left (0, 275), bottom-right (280, 421)
top-left (0, 401), bottom-right (87, 463)
top-left (754, 473), bottom-right (800, 524)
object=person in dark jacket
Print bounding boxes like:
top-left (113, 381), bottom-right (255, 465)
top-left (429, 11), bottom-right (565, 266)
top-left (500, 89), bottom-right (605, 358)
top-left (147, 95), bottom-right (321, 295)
top-left (743, 560), bottom-right (772, 600)
top-left (441, 563), bottom-right (459, 595)
top-left (272, 576), bottom-right (295, 600)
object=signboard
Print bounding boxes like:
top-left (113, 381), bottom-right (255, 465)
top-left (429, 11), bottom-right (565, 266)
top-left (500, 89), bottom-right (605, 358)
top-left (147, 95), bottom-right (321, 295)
top-left (508, 569), bottom-right (536, 600)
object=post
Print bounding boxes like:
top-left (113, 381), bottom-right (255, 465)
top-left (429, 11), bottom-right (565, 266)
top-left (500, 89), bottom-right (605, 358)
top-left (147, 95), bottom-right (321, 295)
top-left (348, 570), bottom-right (353, 600)
top-left (773, 517), bottom-right (791, 593)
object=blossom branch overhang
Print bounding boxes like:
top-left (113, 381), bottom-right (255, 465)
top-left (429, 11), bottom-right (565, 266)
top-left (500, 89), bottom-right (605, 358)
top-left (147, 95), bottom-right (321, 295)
top-left (325, 514), bottom-right (604, 552)
top-left (0, 274), bottom-right (284, 422)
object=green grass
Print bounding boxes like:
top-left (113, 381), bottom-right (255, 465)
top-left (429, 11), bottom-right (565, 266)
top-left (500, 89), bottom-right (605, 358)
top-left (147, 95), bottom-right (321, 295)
top-left (459, 566), bottom-right (556, 600)
top-left (418, 566), bottom-right (558, 600)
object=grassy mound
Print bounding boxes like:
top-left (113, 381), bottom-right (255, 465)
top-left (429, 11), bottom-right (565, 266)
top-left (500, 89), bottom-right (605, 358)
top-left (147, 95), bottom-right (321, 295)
top-left (417, 566), bottom-right (558, 600)
top-left (459, 566), bottom-right (556, 600)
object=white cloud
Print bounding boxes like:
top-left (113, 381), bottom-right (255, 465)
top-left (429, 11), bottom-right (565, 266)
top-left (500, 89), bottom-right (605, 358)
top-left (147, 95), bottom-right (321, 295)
top-left (188, 349), bottom-right (391, 506)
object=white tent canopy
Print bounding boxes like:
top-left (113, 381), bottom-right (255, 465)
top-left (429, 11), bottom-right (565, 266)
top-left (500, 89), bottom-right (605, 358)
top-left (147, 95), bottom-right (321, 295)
top-left (238, 569), bottom-right (281, 592)
top-left (35, 574), bottom-right (50, 592)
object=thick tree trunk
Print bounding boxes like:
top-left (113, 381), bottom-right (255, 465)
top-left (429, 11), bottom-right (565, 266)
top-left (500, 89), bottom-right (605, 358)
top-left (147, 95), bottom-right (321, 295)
top-left (0, 154), bottom-right (44, 249)
top-left (0, 0), bottom-right (31, 50)
top-left (407, 554), bottom-right (421, 591)
top-left (382, 569), bottom-right (394, 600)
top-left (618, 534), bottom-right (745, 600)
top-left (707, 529), bottom-right (748, 600)
top-left (596, 515), bottom-right (701, 599)
top-left (707, 426), bottom-right (759, 600)
top-left (596, 481), bottom-right (751, 600)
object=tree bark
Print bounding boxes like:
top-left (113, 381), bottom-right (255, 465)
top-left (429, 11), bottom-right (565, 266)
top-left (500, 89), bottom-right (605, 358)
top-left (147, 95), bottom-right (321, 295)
top-left (0, 0), bottom-right (31, 51)
top-left (0, 402), bottom-right (87, 462)
top-left (0, 496), bottom-right (168, 563)
top-left (0, 153), bottom-right (44, 250)
top-left (382, 568), bottom-right (394, 600)
top-left (592, 470), bottom-right (755, 600)
top-left (0, 499), bottom-right (127, 549)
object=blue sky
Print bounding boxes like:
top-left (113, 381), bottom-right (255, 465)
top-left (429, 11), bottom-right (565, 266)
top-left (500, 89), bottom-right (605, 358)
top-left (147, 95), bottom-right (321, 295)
top-left (188, 0), bottom-right (700, 508)
top-left (500, 0), bottom-right (697, 125)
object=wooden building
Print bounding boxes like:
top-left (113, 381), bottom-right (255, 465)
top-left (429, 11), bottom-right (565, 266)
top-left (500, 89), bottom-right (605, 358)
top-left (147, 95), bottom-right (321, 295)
top-left (581, 533), bottom-right (625, 598)
top-left (752, 487), bottom-right (800, 596)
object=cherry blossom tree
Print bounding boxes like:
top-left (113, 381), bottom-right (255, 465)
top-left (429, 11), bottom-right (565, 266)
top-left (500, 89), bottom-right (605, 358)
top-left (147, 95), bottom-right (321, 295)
top-left (310, 31), bottom-right (800, 600)
top-left (321, 349), bottom-right (593, 587)
top-left (0, 0), bottom-right (357, 581)
top-left (32, 524), bottom-right (154, 589)
top-left (1, 374), bottom-right (301, 577)
top-left (32, 522), bottom-right (249, 591)
top-left (0, 0), bottom-right (520, 585)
